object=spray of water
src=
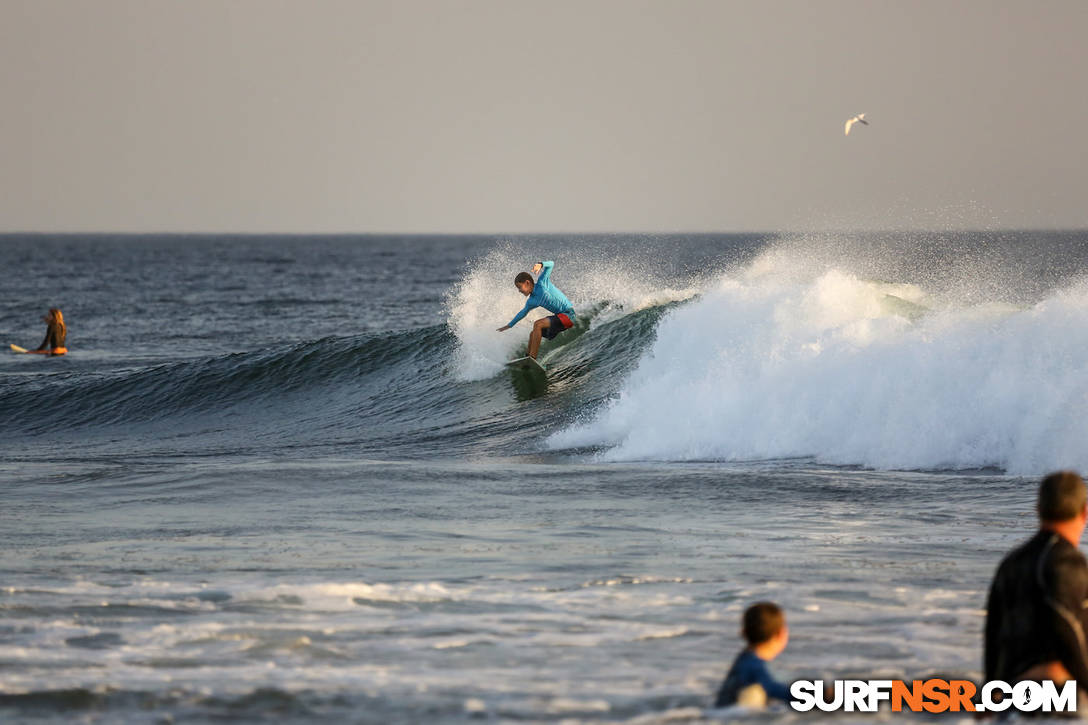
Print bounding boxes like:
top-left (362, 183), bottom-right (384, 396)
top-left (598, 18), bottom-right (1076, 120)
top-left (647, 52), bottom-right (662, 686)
top-left (547, 236), bottom-right (1088, 474)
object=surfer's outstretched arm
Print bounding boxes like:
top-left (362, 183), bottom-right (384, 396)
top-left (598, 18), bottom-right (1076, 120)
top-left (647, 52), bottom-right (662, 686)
top-left (498, 300), bottom-right (533, 332)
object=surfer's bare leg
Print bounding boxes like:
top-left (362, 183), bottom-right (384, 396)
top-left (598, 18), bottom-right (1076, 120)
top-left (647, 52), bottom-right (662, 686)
top-left (528, 318), bottom-right (548, 359)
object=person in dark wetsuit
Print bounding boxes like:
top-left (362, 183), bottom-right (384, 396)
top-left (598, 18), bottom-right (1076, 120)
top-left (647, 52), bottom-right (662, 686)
top-left (985, 470), bottom-right (1088, 697)
top-left (715, 601), bottom-right (792, 708)
top-left (34, 308), bottom-right (68, 356)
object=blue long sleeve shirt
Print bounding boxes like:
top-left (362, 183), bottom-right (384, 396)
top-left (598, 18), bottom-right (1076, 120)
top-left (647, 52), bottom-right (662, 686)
top-left (714, 649), bottom-right (792, 707)
top-left (506, 261), bottom-right (576, 328)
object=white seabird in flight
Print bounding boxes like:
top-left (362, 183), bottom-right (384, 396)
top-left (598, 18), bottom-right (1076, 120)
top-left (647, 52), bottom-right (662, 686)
top-left (844, 113), bottom-right (869, 136)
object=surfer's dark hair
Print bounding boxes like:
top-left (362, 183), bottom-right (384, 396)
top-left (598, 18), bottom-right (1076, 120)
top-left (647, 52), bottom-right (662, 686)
top-left (1038, 471), bottom-right (1086, 522)
top-left (742, 602), bottom-right (784, 645)
top-left (514, 272), bottom-right (533, 286)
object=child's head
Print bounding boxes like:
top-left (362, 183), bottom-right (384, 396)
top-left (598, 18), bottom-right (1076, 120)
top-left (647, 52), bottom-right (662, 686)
top-left (514, 272), bottom-right (534, 296)
top-left (742, 602), bottom-right (788, 658)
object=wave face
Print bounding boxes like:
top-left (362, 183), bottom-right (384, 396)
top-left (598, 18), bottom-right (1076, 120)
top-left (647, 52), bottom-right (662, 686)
top-left (2, 232), bottom-right (1087, 474)
top-left (1, 328), bottom-right (441, 431)
top-left (549, 239), bottom-right (1088, 474)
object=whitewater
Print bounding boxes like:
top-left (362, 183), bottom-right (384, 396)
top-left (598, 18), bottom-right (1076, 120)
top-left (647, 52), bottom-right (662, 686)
top-left (450, 234), bottom-right (1088, 474)
top-left (2, 231), bottom-right (1086, 723)
top-left (548, 259), bottom-right (1088, 474)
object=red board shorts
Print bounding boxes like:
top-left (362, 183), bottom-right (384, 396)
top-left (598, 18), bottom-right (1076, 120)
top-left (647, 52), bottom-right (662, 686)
top-left (541, 313), bottom-right (574, 340)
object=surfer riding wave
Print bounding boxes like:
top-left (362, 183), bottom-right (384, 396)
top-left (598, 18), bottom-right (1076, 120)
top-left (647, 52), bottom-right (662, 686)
top-left (497, 261), bottom-right (575, 360)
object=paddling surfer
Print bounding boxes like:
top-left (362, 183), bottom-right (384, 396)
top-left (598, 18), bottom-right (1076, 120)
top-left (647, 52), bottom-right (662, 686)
top-left (497, 261), bottom-right (575, 360)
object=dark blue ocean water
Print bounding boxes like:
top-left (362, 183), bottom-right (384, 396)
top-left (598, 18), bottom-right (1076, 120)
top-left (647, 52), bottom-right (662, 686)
top-left (1, 231), bottom-right (1087, 723)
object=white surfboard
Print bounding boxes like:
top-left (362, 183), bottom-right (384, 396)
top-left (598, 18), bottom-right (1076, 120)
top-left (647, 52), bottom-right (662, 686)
top-left (10, 344), bottom-right (55, 355)
top-left (505, 356), bottom-right (546, 373)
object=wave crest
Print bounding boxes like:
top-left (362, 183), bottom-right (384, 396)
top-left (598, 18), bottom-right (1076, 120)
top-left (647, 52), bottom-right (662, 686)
top-left (549, 260), bottom-right (1088, 474)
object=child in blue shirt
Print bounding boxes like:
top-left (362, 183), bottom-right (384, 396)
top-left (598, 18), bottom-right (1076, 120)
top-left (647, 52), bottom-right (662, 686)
top-left (715, 602), bottom-right (792, 708)
top-left (496, 261), bottom-right (576, 360)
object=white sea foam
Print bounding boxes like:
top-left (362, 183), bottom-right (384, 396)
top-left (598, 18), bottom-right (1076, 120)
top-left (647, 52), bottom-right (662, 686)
top-left (0, 564), bottom-right (990, 721)
top-left (246, 581), bottom-right (454, 610)
top-left (549, 250), bottom-right (1088, 474)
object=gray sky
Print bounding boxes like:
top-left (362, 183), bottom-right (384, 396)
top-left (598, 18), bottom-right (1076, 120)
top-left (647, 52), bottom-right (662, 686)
top-left (2, 0), bottom-right (1086, 233)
